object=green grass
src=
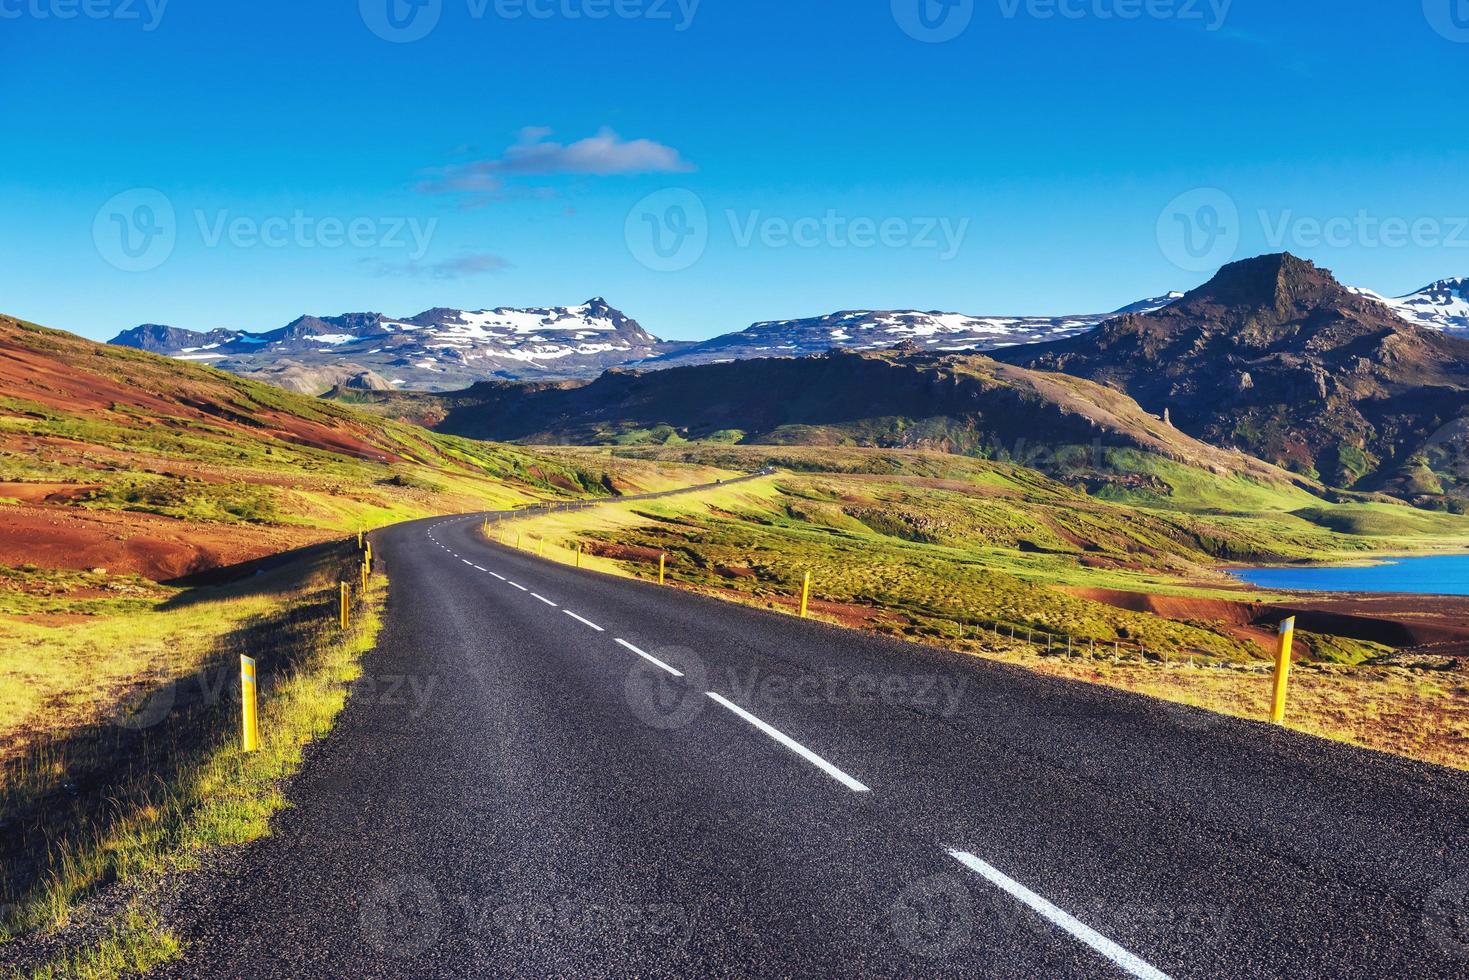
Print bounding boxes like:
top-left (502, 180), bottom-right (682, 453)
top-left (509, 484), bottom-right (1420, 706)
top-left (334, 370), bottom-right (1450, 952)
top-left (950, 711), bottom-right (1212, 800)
top-left (0, 540), bottom-right (387, 977)
top-left (497, 450), bottom-right (1469, 668)
top-left (0, 316), bottom-right (743, 551)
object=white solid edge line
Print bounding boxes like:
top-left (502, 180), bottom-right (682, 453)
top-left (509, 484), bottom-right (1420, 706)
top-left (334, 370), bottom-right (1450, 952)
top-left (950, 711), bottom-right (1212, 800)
top-left (563, 610), bottom-right (605, 631)
top-left (614, 638), bottom-right (684, 677)
top-left (945, 850), bottom-right (1173, 980)
top-left (530, 593), bottom-right (557, 607)
top-left (507, 582), bottom-right (528, 591)
top-left (704, 693), bottom-right (870, 793)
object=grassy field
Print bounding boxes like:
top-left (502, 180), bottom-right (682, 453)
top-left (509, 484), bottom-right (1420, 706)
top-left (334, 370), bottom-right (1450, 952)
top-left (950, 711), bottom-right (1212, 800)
top-left (0, 540), bottom-right (388, 978)
top-left (490, 446), bottom-right (1469, 770)
top-left (0, 315), bottom-right (734, 581)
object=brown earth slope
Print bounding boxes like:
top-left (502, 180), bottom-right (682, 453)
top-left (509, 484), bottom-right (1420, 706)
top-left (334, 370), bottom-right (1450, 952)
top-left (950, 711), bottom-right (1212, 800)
top-left (0, 316), bottom-right (661, 579)
top-left (994, 253), bottom-right (1469, 501)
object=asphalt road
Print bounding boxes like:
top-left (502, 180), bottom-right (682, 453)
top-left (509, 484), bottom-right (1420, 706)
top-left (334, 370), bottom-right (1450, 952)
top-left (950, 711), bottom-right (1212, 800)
top-left (156, 506), bottom-right (1469, 979)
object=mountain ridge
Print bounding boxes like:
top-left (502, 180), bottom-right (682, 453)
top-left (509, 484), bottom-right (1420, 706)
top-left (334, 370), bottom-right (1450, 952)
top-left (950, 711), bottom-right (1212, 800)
top-left (992, 253), bottom-right (1469, 500)
top-left (328, 344), bottom-right (1312, 497)
top-left (107, 292), bottom-right (1185, 393)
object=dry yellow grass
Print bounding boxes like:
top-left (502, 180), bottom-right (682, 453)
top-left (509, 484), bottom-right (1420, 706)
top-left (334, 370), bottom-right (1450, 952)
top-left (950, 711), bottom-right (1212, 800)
top-left (986, 648), bottom-right (1469, 771)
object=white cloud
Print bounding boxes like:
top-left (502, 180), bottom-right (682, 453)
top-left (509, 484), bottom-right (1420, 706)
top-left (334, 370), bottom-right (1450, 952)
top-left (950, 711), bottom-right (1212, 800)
top-left (418, 128), bottom-right (694, 199)
top-left (361, 253), bottom-right (511, 280)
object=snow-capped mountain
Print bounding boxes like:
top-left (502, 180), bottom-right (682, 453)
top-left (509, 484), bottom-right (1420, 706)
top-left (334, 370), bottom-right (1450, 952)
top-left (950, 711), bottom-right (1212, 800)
top-left (1350, 279), bottom-right (1469, 335)
top-left (110, 299), bottom-right (673, 393)
top-left (645, 293), bottom-right (1187, 370)
top-left (108, 292), bottom-right (1190, 393)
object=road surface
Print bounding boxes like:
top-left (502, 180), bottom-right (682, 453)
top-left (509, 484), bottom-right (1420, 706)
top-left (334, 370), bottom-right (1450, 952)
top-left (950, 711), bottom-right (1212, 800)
top-left (156, 507), bottom-right (1469, 978)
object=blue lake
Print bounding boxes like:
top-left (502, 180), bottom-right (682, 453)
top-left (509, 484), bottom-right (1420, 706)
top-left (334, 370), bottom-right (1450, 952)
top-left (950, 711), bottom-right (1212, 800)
top-left (1231, 554), bottom-right (1469, 595)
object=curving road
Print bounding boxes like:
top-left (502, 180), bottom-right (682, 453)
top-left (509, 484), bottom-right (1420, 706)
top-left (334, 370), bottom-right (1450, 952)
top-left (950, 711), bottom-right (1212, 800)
top-left (156, 506), bottom-right (1469, 979)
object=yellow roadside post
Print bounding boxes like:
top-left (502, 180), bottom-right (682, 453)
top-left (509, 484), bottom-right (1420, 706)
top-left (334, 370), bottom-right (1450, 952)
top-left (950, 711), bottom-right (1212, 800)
top-left (538, 537), bottom-right (545, 558)
top-left (576, 542), bottom-right (583, 569)
top-left (658, 553), bottom-right (666, 585)
top-left (357, 530), bottom-right (363, 550)
top-left (361, 559), bottom-right (369, 594)
top-left (516, 532), bottom-right (522, 550)
top-left (239, 655), bottom-right (259, 752)
top-left (1271, 617), bottom-right (1296, 724)
top-left (799, 571), bottom-right (812, 618)
top-left (340, 582), bottom-right (350, 630)
top-left (365, 540), bottom-right (372, 569)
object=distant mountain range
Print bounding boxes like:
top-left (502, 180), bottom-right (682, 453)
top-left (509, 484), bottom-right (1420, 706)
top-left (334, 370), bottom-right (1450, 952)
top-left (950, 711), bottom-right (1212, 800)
top-left (1350, 278), bottom-right (1469, 334)
top-left (110, 299), bottom-right (666, 394)
top-left (328, 254), bottom-right (1469, 506)
top-left (108, 293), bottom-right (1187, 393)
top-left (109, 274), bottom-right (1469, 397)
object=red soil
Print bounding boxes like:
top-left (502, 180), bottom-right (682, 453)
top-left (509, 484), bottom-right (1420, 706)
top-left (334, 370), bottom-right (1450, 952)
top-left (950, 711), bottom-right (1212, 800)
top-left (0, 504), bottom-right (326, 581)
top-left (1070, 585), bottom-right (1469, 655)
top-left (0, 327), bottom-right (401, 463)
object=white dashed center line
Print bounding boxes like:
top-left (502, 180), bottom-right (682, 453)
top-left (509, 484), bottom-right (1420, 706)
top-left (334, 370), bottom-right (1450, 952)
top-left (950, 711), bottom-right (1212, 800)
top-left (508, 582), bottom-right (528, 591)
top-left (614, 639), bottom-right (684, 677)
top-left (563, 610), bottom-right (605, 632)
top-left (705, 693), bottom-right (870, 793)
top-left (945, 850), bottom-right (1173, 980)
top-left (488, 571), bottom-right (507, 581)
top-left (530, 593), bottom-right (557, 607)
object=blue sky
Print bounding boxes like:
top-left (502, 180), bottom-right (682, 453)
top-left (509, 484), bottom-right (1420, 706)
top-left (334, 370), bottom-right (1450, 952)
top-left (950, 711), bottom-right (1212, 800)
top-left (2, 0), bottom-right (1467, 342)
